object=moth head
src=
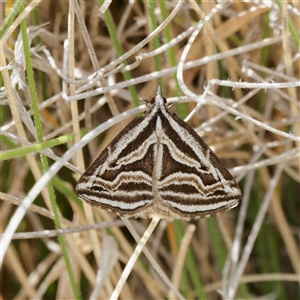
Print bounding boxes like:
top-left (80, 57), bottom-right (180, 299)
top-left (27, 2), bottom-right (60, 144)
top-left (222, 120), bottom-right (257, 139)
top-left (141, 84), bottom-right (167, 111)
top-left (149, 96), bottom-right (167, 105)
top-left (153, 84), bottom-right (167, 108)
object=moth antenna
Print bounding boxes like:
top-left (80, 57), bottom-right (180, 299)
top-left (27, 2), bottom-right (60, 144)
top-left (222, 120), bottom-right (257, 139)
top-left (139, 97), bottom-right (153, 108)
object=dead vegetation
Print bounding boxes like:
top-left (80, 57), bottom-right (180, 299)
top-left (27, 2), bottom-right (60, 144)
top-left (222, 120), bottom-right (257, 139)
top-left (1, 1), bottom-right (299, 299)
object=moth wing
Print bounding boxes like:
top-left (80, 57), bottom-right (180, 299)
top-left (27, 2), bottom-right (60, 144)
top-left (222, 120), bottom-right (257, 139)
top-left (76, 115), bottom-right (157, 217)
top-left (156, 111), bottom-right (241, 220)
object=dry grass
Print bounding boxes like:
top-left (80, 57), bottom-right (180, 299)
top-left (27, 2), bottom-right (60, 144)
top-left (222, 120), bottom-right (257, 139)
top-left (1, 1), bottom-right (299, 299)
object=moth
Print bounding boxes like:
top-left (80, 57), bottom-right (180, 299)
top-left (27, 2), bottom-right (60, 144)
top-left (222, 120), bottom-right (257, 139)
top-left (76, 85), bottom-right (241, 221)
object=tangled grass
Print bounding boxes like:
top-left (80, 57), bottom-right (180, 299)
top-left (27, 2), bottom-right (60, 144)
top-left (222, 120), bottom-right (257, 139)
top-left (1, 1), bottom-right (299, 299)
